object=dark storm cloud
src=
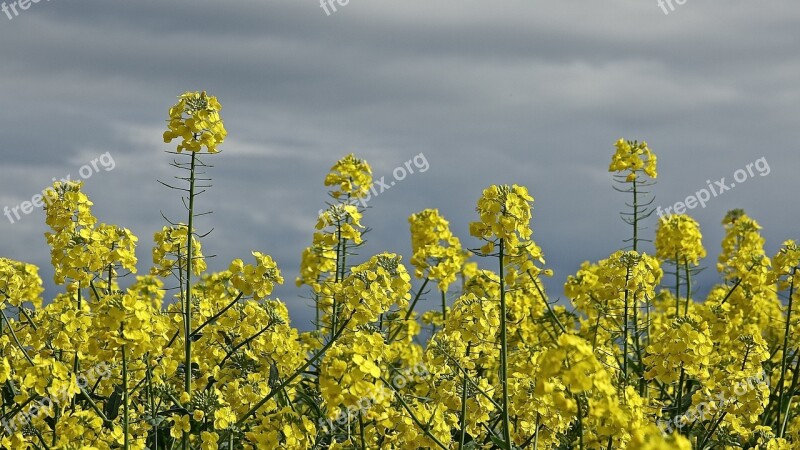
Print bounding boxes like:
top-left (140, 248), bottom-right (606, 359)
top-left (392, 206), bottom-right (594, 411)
top-left (1, 0), bottom-right (798, 327)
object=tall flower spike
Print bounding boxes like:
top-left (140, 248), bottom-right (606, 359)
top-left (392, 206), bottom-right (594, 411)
top-left (655, 214), bottom-right (706, 266)
top-left (609, 138), bottom-right (658, 181)
top-left (151, 224), bottom-right (207, 277)
top-left (324, 153), bottom-right (373, 200)
top-left (163, 91), bottom-right (227, 153)
top-left (409, 209), bottom-right (469, 291)
top-left (0, 258), bottom-right (44, 308)
top-left (469, 184), bottom-right (534, 251)
top-left (718, 209), bottom-right (767, 280)
top-left (229, 251), bottom-right (284, 300)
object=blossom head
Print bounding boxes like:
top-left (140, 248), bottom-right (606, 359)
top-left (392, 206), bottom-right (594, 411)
top-left (151, 224), bottom-right (207, 277)
top-left (655, 214), bottom-right (706, 265)
top-left (469, 184), bottom-right (533, 249)
top-left (609, 138), bottom-right (657, 180)
top-left (229, 251), bottom-right (284, 300)
top-left (163, 91), bottom-right (227, 153)
top-left (324, 153), bottom-right (373, 199)
top-left (0, 258), bottom-right (44, 308)
top-left (409, 209), bottom-right (469, 291)
top-left (769, 240), bottom-right (800, 290)
top-left (337, 253), bottom-right (411, 328)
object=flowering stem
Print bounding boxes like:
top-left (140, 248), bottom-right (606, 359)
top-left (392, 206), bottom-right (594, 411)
top-left (675, 365), bottom-right (686, 422)
top-left (358, 411), bottom-right (367, 450)
top-left (340, 228), bottom-right (347, 283)
top-left (378, 377), bottom-right (449, 450)
top-left (622, 266), bottom-right (631, 385)
top-left (387, 277), bottom-right (429, 344)
top-left (458, 344), bottom-right (472, 449)
top-left (527, 270), bottom-right (566, 334)
top-left (698, 411), bottom-right (727, 449)
top-left (632, 178), bottom-right (638, 252)
top-left (73, 282), bottom-right (82, 376)
top-left (0, 309), bottom-right (4, 419)
top-left (218, 322), bottom-right (274, 369)
top-left (145, 355), bottom-right (158, 450)
top-left (498, 238), bottom-right (512, 450)
top-left (163, 291), bottom-right (245, 350)
top-left (675, 253), bottom-right (681, 317)
top-left (441, 290), bottom-right (447, 321)
top-left (684, 257), bottom-right (692, 316)
top-left (234, 315), bottom-right (352, 428)
top-left (0, 308), bottom-right (34, 366)
top-left (575, 394), bottom-right (585, 450)
top-left (122, 339), bottom-right (130, 450)
top-left (433, 345), bottom-right (502, 409)
top-left (777, 267), bottom-right (796, 436)
top-left (190, 292), bottom-right (244, 339)
top-left (719, 261), bottom-right (758, 305)
top-left (332, 223), bottom-right (342, 339)
top-left (182, 150), bottom-right (198, 450)
top-left (403, 277), bottom-right (429, 322)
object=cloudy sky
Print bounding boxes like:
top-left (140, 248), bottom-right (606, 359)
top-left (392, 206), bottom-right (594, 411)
top-left (1, 0), bottom-right (798, 328)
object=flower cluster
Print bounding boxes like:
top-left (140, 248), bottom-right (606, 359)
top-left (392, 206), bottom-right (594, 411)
top-left (335, 253), bottom-right (411, 328)
top-left (151, 224), bottom-right (207, 277)
top-left (609, 138), bottom-right (658, 180)
top-left (229, 251), bottom-right (284, 300)
top-left (469, 184), bottom-right (533, 250)
top-left (0, 258), bottom-right (43, 308)
top-left (163, 91), bottom-right (227, 153)
top-left (323, 153), bottom-right (373, 199)
top-left (645, 315), bottom-right (714, 384)
top-left (409, 209), bottom-right (469, 291)
top-left (655, 214), bottom-right (707, 265)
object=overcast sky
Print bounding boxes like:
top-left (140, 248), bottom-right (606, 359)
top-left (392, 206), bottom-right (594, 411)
top-left (1, 0), bottom-right (798, 329)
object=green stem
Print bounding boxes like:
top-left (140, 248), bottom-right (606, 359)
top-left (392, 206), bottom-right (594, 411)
top-left (575, 394), bottom-right (585, 450)
top-left (378, 377), bottom-right (449, 450)
top-left (122, 340), bottom-right (129, 450)
top-left (527, 271), bottom-right (566, 334)
top-left (675, 365), bottom-right (686, 421)
top-left (191, 292), bottom-right (244, 339)
top-left (0, 308), bottom-right (34, 366)
top-left (441, 290), bottom-right (447, 321)
top-left (622, 266), bottom-right (631, 385)
top-left (358, 411), bottom-right (367, 450)
top-left (388, 277), bottom-right (429, 344)
top-left (458, 344), bottom-right (472, 449)
top-left (498, 238), bottom-right (512, 450)
top-left (331, 223), bottom-right (342, 339)
top-left (698, 411), bottom-right (727, 449)
top-left (146, 354), bottom-right (158, 450)
top-left (73, 282), bottom-right (82, 373)
top-left (182, 151), bottom-right (198, 450)
top-left (675, 253), bottom-right (681, 317)
top-left (684, 257), bottom-right (692, 316)
top-left (777, 268), bottom-right (796, 436)
top-left (234, 315), bottom-right (352, 428)
top-left (0, 309), bottom-right (4, 419)
top-left (632, 178), bottom-right (638, 252)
